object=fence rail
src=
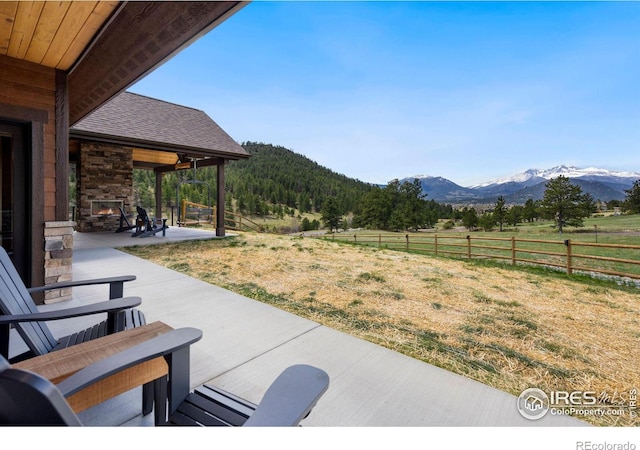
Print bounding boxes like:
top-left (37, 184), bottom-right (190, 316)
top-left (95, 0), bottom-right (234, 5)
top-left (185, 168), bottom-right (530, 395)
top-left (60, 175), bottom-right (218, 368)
top-left (178, 200), bottom-right (263, 233)
top-left (178, 200), bottom-right (214, 226)
top-left (224, 211), bottom-right (263, 233)
top-left (317, 233), bottom-right (640, 281)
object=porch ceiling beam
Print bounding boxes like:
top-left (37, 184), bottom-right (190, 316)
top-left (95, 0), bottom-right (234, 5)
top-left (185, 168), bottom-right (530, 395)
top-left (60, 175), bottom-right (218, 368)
top-left (154, 157), bottom-right (225, 174)
top-left (132, 148), bottom-right (179, 166)
top-left (68, 1), bottom-right (248, 126)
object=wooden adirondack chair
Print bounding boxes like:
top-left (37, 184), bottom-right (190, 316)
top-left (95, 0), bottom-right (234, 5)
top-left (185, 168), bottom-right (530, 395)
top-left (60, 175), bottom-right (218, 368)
top-left (115, 206), bottom-right (137, 233)
top-left (131, 206), bottom-right (168, 238)
top-left (0, 245), bottom-right (152, 413)
top-left (0, 246), bottom-right (145, 363)
top-left (0, 327), bottom-right (330, 426)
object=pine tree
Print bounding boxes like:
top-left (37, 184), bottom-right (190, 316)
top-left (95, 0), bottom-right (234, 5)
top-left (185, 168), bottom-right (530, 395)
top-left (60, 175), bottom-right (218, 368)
top-left (321, 197), bottom-right (342, 232)
top-left (541, 176), bottom-right (595, 233)
top-left (523, 198), bottom-right (539, 223)
top-left (493, 196), bottom-right (507, 231)
top-left (623, 179), bottom-right (640, 214)
top-left (462, 207), bottom-right (478, 230)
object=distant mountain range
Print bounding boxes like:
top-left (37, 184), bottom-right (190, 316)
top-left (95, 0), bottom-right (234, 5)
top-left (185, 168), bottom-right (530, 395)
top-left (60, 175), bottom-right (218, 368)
top-left (402, 165), bottom-right (640, 204)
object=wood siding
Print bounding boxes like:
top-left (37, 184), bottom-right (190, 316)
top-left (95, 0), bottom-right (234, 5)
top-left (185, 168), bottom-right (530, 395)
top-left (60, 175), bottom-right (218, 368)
top-left (0, 55), bottom-right (56, 221)
top-left (0, 54), bottom-right (57, 288)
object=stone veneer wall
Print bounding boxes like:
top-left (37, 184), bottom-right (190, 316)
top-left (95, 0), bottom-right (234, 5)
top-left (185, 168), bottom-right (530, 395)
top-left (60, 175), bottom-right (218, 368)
top-left (43, 221), bottom-right (75, 304)
top-left (77, 142), bottom-right (134, 232)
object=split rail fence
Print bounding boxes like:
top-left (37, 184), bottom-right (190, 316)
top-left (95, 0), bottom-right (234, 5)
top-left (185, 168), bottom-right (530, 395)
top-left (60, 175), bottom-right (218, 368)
top-left (178, 200), bottom-right (263, 233)
top-left (318, 233), bottom-right (640, 281)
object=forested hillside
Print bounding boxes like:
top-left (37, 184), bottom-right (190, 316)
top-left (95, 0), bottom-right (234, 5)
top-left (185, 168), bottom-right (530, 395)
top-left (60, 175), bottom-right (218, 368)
top-left (133, 141), bottom-right (375, 221)
top-left (226, 142), bottom-right (375, 215)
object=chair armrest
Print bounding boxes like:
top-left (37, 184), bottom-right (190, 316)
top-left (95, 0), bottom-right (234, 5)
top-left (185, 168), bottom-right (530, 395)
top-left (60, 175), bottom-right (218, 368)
top-left (243, 364), bottom-right (329, 426)
top-left (56, 327), bottom-right (203, 398)
top-left (0, 297), bottom-right (142, 325)
top-left (27, 275), bottom-right (136, 299)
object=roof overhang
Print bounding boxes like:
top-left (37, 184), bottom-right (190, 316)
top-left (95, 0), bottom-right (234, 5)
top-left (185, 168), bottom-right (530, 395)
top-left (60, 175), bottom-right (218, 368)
top-left (0, 1), bottom-right (249, 125)
top-left (69, 130), bottom-right (248, 173)
top-left (70, 129), bottom-right (249, 161)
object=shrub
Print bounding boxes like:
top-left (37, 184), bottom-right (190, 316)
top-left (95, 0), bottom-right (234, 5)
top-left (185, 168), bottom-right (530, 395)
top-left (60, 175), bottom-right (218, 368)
top-left (442, 220), bottom-right (455, 230)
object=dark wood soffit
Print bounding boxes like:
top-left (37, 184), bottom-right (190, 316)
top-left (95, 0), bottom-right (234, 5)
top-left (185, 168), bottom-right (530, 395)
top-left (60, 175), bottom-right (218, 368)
top-left (68, 1), bottom-right (248, 126)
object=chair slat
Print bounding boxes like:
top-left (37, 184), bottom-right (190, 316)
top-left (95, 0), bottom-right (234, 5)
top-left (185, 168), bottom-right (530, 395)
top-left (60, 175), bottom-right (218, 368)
top-left (172, 398), bottom-right (231, 426)
top-left (195, 385), bottom-right (256, 418)
top-left (0, 248), bottom-right (57, 356)
top-left (169, 391), bottom-right (252, 426)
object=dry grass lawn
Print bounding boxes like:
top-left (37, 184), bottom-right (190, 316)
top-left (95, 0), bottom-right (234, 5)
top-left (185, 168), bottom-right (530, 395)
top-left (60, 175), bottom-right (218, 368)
top-left (123, 232), bottom-right (640, 426)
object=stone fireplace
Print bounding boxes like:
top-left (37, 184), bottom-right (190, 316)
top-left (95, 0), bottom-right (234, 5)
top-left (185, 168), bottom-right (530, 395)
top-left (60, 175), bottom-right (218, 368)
top-left (75, 142), bottom-right (134, 232)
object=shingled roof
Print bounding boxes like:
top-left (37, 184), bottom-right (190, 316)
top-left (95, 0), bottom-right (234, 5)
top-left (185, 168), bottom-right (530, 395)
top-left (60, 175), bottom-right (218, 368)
top-left (70, 91), bottom-right (249, 160)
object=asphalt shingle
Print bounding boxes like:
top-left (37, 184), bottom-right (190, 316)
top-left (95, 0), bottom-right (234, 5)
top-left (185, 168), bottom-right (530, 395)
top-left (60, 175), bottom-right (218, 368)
top-left (71, 92), bottom-right (249, 159)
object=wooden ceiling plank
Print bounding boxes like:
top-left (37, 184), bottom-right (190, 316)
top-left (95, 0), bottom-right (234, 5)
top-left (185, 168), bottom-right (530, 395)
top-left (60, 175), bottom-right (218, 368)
top-left (0, 2), bottom-right (18, 54)
top-left (57, 1), bottom-right (120, 70)
top-left (24, 1), bottom-right (71, 65)
top-left (132, 148), bottom-right (179, 166)
top-left (8, 1), bottom-right (44, 60)
top-left (41, 1), bottom-right (98, 69)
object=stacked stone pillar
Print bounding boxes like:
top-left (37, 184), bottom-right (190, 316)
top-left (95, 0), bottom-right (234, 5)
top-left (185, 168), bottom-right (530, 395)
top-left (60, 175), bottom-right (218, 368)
top-left (43, 221), bottom-right (75, 304)
top-left (77, 142), bottom-right (134, 232)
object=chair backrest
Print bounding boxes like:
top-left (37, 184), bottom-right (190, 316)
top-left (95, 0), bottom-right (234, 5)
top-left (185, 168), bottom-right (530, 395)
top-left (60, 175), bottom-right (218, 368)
top-left (118, 206), bottom-right (132, 222)
top-left (0, 354), bottom-right (81, 425)
top-left (0, 247), bottom-right (57, 357)
top-left (136, 206), bottom-right (148, 219)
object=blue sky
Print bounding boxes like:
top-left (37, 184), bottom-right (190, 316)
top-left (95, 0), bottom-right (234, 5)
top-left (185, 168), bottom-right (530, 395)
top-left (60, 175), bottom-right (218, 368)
top-left (130, 1), bottom-right (640, 187)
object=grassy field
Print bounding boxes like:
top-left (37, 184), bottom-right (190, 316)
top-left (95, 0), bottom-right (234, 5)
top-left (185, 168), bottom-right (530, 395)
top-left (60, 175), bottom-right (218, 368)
top-left (122, 229), bottom-right (640, 427)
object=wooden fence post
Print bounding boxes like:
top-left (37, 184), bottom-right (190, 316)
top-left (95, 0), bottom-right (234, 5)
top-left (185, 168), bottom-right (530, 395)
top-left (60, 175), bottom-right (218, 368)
top-left (565, 239), bottom-right (573, 275)
top-left (511, 236), bottom-right (516, 266)
top-left (466, 235), bottom-right (471, 259)
top-left (378, 234), bottom-right (381, 248)
top-left (406, 234), bottom-right (409, 251)
top-left (435, 234), bottom-right (438, 256)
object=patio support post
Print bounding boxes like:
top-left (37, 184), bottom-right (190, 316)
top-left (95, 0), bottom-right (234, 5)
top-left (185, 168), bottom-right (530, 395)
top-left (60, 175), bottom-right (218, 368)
top-left (216, 161), bottom-right (225, 237)
top-left (55, 70), bottom-right (69, 221)
top-left (155, 171), bottom-right (163, 221)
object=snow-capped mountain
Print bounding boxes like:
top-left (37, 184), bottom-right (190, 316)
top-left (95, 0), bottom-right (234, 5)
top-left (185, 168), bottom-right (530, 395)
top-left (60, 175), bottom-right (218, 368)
top-left (403, 165), bottom-right (640, 204)
top-left (473, 165), bottom-right (640, 188)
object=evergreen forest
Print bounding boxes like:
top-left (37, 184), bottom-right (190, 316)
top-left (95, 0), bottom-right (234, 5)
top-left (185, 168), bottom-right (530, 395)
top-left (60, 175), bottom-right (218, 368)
top-left (131, 141), bottom-right (455, 233)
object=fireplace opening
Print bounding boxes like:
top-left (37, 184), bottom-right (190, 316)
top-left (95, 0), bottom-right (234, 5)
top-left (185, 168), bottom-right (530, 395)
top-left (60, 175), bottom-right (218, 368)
top-left (90, 200), bottom-right (123, 216)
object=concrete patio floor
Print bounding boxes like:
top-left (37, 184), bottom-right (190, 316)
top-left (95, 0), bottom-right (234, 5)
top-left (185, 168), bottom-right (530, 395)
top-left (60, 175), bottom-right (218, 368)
top-left (19, 227), bottom-right (590, 430)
